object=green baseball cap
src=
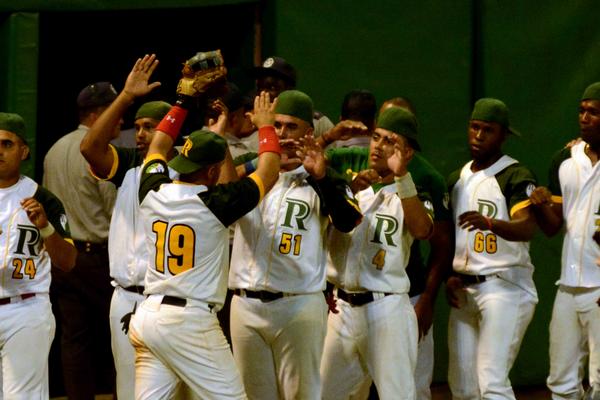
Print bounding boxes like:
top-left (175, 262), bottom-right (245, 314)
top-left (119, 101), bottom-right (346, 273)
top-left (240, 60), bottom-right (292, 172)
top-left (470, 98), bottom-right (520, 136)
top-left (376, 106), bottom-right (420, 150)
top-left (135, 101), bottom-right (171, 121)
top-left (168, 129), bottom-right (227, 174)
top-left (274, 90), bottom-right (313, 126)
top-left (0, 112), bottom-right (27, 143)
top-left (581, 82), bottom-right (600, 101)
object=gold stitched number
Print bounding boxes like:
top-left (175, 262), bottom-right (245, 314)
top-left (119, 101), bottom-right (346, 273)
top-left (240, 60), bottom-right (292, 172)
top-left (473, 232), bottom-right (497, 254)
top-left (279, 233), bottom-right (302, 255)
top-left (12, 258), bottom-right (36, 279)
top-left (152, 221), bottom-right (196, 275)
top-left (372, 249), bottom-right (386, 270)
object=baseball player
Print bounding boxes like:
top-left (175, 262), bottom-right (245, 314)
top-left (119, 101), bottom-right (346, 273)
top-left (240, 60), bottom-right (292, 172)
top-left (0, 112), bottom-right (77, 397)
top-left (320, 107), bottom-right (434, 400)
top-left (324, 98), bottom-right (454, 400)
top-left (128, 86), bottom-right (281, 399)
top-left (530, 82), bottom-right (600, 399)
top-left (228, 90), bottom-right (362, 400)
top-left (445, 98), bottom-right (538, 399)
top-left (79, 54), bottom-right (185, 399)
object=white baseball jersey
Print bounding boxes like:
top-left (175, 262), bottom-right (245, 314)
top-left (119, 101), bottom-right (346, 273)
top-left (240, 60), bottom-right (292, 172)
top-left (449, 155), bottom-right (537, 297)
top-left (139, 156), bottom-right (262, 308)
top-left (0, 176), bottom-right (71, 296)
top-left (96, 145), bottom-right (177, 288)
top-left (229, 166), bottom-right (360, 294)
top-left (549, 141), bottom-right (600, 287)
top-left (327, 182), bottom-right (426, 294)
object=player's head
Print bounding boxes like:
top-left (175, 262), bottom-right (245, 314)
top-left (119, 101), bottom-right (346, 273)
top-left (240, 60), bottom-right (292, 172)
top-left (341, 89), bottom-right (377, 131)
top-left (77, 81), bottom-right (118, 125)
top-left (579, 82), bottom-right (600, 148)
top-left (380, 96), bottom-right (417, 115)
top-left (134, 101), bottom-right (171, 156)
top-left (0, 112), bottom-right (30, 184)
top-left (213, 82), bottom-right (254, 139)
top-left (253, 56), bottom-right (296, 99)
top-left (168, 130), bottom-right (227, 185)
top-left (468, 98), bottom-right (517, 162)
top-left (369, 107), bottom-right (419, 174)
top-left (274, 90), bottom-right (314, 157)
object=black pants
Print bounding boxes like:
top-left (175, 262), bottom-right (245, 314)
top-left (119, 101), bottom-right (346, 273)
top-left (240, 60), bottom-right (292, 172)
top-left (51, 243), bottom-right (115, 399)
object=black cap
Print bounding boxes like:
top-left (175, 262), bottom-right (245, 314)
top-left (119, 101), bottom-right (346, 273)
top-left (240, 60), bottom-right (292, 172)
top-left (252, 56), bottom-right (297, 87)
top-left (220, 82), bottom-right (252, 111)
top-left (77, 82), bottom-right (118, 109)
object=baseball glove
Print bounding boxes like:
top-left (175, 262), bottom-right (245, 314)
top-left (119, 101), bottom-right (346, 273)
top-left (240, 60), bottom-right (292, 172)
top-left (176, 50), bottom-right (227, 97)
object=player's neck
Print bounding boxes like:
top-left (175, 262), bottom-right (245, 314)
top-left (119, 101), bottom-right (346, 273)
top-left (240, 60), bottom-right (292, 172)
top-left (584, 143), bottom-right (599, 166)
top-left (471, 152), bottom-right (503, 172)
top-left (0, 174), bottom-right (20, 189)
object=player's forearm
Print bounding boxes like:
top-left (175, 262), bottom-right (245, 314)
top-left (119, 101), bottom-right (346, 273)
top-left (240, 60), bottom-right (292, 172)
top-left (532, 203), bottom-right (563, 237)
top-left (45, 235), bottom-right (77, 271)
top-left (147, 131), bottom-right (174, 160)
top-left (421, 221), bottom-right (454, 300)
top-left (254, 152), bottom-right (281, 193)
top-left (80, 91), bottom-right (133, 177)
top-left (402, 197), bottom-right (433, 240)
top-left (217, 148), bottom-right (239, 184)
top-left (315, 175), bottom-right (362, 232)
top-left (488, 210), bottom-right (537, 241)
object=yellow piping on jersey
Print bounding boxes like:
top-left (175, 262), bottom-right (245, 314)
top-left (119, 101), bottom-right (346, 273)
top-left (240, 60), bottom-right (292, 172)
top-left (248, 173), bottom-right (265, 201)
top-left (510, 199), bottom-right (532, 218)
top-left (2, 207), bottom-right (21, 290)
top-left (88, 144), bottom-right (120, 181)
top-left (144, 153), bottom-right (167, 164)
top-left (551, 195), bottom-right (563, 204)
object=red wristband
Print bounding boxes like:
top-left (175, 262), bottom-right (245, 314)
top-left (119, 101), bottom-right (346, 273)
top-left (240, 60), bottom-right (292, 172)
top-left (258, 126), bottom-right (281, 155)
top-left (156, 105), bottom-right (188, 141)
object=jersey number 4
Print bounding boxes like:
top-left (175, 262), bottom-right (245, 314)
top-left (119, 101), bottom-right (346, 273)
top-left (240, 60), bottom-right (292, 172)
top-left (152, 221), bottom-right (196, 275)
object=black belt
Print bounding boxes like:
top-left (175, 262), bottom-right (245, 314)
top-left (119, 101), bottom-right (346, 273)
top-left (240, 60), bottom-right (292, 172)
top-left (455, 273), bottom-right (497, 285)
top-left (123, 286), bottom-right (145, 294)
top-left (337, 288), bottom-right (392, 307)
top-left (234, 289), bottom-right (286, 303)
top-left (161, 295), bottom-right (187, 307)
top-left (0, 293), bottom-right (35, 306)
top-left (73, 240), bottom-right (108, 253)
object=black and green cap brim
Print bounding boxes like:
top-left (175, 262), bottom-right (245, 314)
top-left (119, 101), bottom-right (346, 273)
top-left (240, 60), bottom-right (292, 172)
top-left (376, 106), bottom-right (421, 150)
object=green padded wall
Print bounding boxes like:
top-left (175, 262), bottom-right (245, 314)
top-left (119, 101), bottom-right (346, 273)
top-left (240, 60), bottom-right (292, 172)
top-left (0, 12), bottom-right (39, 178)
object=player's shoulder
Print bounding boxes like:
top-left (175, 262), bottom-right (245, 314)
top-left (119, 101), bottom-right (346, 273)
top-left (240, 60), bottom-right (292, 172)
top-left (496, 161), bottom-right (536, 183)
top-left (550, 145), bottom-right (573, 168)
top-left (446, 167), bottom-right (463, 191)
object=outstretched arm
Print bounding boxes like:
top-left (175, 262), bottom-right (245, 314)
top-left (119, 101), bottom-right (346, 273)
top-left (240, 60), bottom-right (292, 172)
top-left (81, 54), bottom-right (161, 177)
top-left (529, 186), bottom-right (563, 237)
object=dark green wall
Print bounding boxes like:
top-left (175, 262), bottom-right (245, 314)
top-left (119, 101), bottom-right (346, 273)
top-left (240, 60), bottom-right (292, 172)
top-left (265, 0), bottom-right (600, 386)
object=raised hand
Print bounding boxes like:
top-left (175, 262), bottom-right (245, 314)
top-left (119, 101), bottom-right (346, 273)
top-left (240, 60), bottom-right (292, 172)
top-left (297, 135), bottom-right (326, 179)
top-left (123, 54), bottom-right (161, 100)
top-left (248, 91), bottom-right (277, 129)
top-left (387, 137), bottom-right (413, 177)
top-left (207, 99), bottom-right (229, 135)
top-left (322, 120), bottom-right (369, 145)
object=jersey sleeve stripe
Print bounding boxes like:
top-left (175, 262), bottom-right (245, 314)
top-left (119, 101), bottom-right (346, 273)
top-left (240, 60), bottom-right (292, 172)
top-left (510, 199), bottom-right (532, 218)
top-left (551, 195), bottom-right (563, 204)
top-left (144, 153), bottom-right (167, 165)
top-left (88, 144), bottom-right (119, 181)
top-left (248, 173), bottom-right (265, 201)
